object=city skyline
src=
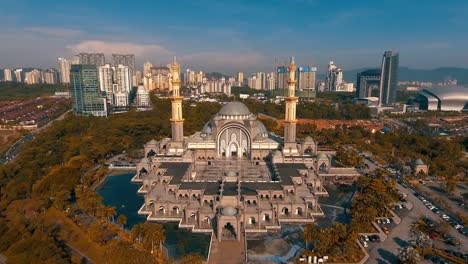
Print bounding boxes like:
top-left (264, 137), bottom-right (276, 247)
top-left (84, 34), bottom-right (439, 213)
top-left (1, 1), bottom-right (468, 73)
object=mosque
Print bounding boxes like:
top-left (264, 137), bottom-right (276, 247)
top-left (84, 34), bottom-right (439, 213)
top-left (132, 57), bottom-right (360, 242)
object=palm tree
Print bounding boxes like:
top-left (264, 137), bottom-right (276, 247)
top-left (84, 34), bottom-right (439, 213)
top-left (117, 214), bottom-right (127, 229)
top-left (106, 206), bottom-right (117, 222)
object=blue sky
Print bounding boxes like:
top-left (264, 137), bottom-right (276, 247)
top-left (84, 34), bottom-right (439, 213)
top-left (1, 0), bottom-right (467, 74)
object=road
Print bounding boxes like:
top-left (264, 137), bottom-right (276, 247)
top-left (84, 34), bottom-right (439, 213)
top-left (0, 110), bottom-right (70, 164)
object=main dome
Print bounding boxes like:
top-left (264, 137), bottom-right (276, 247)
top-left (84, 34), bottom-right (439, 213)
top-left (218, 102), bottom-right (251, 116)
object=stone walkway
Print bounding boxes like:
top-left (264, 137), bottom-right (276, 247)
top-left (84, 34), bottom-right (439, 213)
top-left (209, 233), bottom-right (246, 264)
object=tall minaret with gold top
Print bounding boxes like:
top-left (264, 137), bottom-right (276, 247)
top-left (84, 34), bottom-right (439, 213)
top-left (170, 57), bottom-right (184, 148)
top-left (283, 56), bottom-right (298, 155)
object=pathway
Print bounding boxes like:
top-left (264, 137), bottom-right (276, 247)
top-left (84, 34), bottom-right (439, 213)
top-left (209, 233), bottom-right (245, 264)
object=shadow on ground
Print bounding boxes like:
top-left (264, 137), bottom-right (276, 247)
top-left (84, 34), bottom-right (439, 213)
top-left (377, 248), bottom-right (397, 263)
top-left (393, 237), bottom-right (409, 247)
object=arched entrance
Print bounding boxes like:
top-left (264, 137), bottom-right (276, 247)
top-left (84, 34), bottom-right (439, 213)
top-left (229, 142), bottom-right (238, 158)
top-left (222, 222), bottom-right (236, 240)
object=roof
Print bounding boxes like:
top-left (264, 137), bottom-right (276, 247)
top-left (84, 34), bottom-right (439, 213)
top-left (317, 153), bottom-right (328, 159)
top-left (304, 136), bottom-right (314, 142)
top-left (221, 206), bottom-right (237, 216)
top-left (218, 102), bottom-right (251, 116)
top-left (159, 162), bottom-right (191, 184)
top-left (415, 159), bottom-right (425, 165)
top-left (419, 86), bottom-right (468, 111)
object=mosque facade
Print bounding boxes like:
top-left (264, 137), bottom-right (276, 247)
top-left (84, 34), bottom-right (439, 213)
top-left (132, 57), bottom-right (359, 241)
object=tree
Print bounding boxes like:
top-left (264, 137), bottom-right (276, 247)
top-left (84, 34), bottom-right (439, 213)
top-left (117, 214), bottom-right (128, 229)
top-left (398, 246), bottom-right (421, 264)
top-left (131, 222), bottom-right (166, 252)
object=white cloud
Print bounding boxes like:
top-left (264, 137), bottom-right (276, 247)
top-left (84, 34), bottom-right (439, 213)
top-left (66, 40), bottom-right (171, 57)
top-left (25, 27), bottom-right (83, 38)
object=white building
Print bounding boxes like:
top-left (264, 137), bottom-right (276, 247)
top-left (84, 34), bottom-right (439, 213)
top-left (336, 83), bottom-right (354, 92)
top-left (98, 64), bottom-right (132, 107)
top-left (14, 69), bottom-right (23, 83)
top-left (43, 69), bottom-right (59, 84)
top-left (199, 78), bottom-right (232, 96)
top-left (237, 72), bottom-right (244, 86)
top-left (25, 69), bottom-right (42, 84)
top-left (326, 61), bottom-right (343, 91)
top-left (114, 91), bottom-right (129, 108)
top-left (136, 85), bottom-right (151, 110)
top-left (58, 57), bottom-right (79, 84)
top-left (3, 69), bottom-right (13, 81)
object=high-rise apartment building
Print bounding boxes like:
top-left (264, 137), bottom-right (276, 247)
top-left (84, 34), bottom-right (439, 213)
top-left (78, 53), bottom-right (106, 66)
top-left (25, 69), bottom-right (42, 84)
top-left (199, 77), bottom-right (232, 96)
top-left (184, 69), bottom-right (197, 86)
top-left (326, 61), bottom-right (343, 91)
top-left (14, 69), bottom-right (23, 83)
top-left (297, 66), bottom-right (316, 91)
top-left (3, 69), bottom-right (13, 81)
top-left (266, 72), bottom-right (275, 90)
top-left (70, 64), bottom-right (107, 117)
top-left (133, 70), bottom-right (143, 86)
top-left (237, 72), bottom-right (244, 86)
top-left (276, 66), bottom-right (288, 89)
top-left (143, 62), bottom-right (153, 75)
top-left (136, 85), bottom-right (150, 110)
top-left (58, 57), bottom-right (79, 84)
top-left (276, 65), bottom-right (316, 91)
top-left (379, 51), bottom-right (399, 105)
top-left (112, 54), bottom-right (135, 71)
top-left (98, 64), bottom-right (132, 107)
top-left (43, 68), bottom-right (59, 84)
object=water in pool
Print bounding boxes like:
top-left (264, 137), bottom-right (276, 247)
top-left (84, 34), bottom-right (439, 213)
top-left (96, 172), bottom-right (211, 259)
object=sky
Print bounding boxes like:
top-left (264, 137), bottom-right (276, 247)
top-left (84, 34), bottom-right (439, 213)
top-left (0, 0), bottom-right (467, 74)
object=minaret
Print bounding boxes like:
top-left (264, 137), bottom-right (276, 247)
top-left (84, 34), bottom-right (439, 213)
top-left (170, 57), bottom-right (184, 147)
top-left (283, 56), bottom-right (298, 155)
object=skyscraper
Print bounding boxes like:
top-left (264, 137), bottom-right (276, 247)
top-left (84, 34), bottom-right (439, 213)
top-left (70, 65), bottom-right (107, 117)
top-left (325, 61), bottom-right (343, 91)
top-left (14, 69), bottom-right (23, 83)
top-left (276, 66), bottom-right (288, 89)
top-left (78, 53), bottom-right (106, 66)
top-left (356, 69), bottom-right (381, 99)
top-left (3, 69), bottom-right (13, 81)
top-left (43, 68), bottom-right (60, 84)
top-left (297, 66), bottom-right (316, 91)
top-left (25, 69), bottom-right (42, 84)
top-left (58, 57), bottom-right (79, 84)
top-left (237, 72), bottom-right (244, 85)
top-left (112, 54), bottom-right (135, 72)
top-left (379, 51), bottom-right (399, 105)
top-left (143, 62), bottom-right (153, 75)
top-left (98, 64), bottom-right (132, 107)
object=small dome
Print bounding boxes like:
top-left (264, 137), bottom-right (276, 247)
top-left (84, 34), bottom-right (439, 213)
top-left (201, 121), bottom-right (213, 135)
top-left (221, 206), bottom-right (237, 216)
top-left (147, 139), bottom-right (158, 145)
top-left (218, 102), bottom-right (251, 116)
top-left (415, 159), bottom-right (424, 165)
top-left (140, 157), bottom-right (150, 164)
top-left (304, 136), bottom-right (314, 142)
top-left (317, 153), bottom-right (327, 159)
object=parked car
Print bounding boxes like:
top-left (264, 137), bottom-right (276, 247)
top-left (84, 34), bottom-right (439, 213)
top-left (382, 227), bottom-right (389, 234)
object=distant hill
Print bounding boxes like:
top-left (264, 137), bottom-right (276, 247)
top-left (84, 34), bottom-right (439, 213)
top-left (337, 67), bottom-right (468, 85)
